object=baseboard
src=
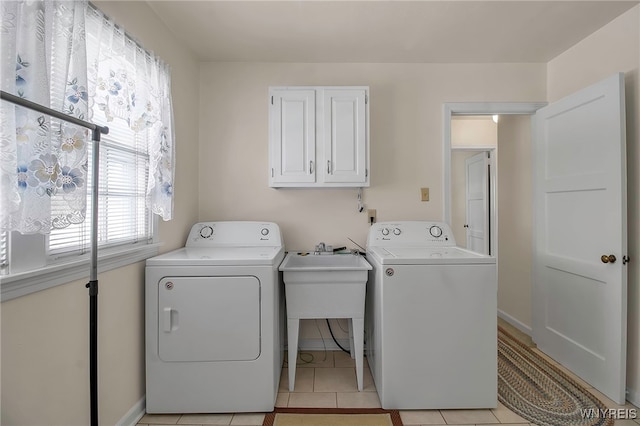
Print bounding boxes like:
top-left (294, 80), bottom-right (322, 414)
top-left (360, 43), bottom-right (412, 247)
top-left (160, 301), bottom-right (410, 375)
top-left (498, 309), bottom-right (532, 335)
top-left (117, 396), bottom-right (146, 426)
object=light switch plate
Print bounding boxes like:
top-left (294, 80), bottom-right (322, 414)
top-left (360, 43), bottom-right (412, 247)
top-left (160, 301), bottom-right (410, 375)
top-left (421, 187), bottom-right (429, 201)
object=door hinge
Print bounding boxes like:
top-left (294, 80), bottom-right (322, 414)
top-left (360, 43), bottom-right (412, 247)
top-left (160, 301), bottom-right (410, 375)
top-left (271, 96), bottom-right (274, 105)
top-left (365, 94), bottom-right (368, 104)
top-left (623, 255), bottom-right (630, 265)
top-left (271, 168), bottom-right (274, 178)
top-left (365, 169), bottom-right (368, 178)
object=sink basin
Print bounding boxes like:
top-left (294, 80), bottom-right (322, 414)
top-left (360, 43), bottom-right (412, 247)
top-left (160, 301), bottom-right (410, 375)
top-left (279, 252), bottom-right (372, 272)
top-left (279, 252), bottom-right (372, 316)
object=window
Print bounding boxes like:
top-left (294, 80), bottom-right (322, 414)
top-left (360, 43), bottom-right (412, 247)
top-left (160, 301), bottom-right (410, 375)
top-left (48, 104), bottom-right (153, 259)
top-left (49, 11), bottom-right (156, 260)
top-left (1, 5), bottom-right (170, 300)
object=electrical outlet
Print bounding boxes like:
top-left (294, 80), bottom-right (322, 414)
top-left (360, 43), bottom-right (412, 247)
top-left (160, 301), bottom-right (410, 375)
top-left (368, 209), bottom-right (377, 224)
top-left (421, 187), bottom-right (430, 201)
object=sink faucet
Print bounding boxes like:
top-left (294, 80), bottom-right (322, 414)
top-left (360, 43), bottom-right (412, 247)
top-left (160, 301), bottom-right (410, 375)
top-left (314, 242), bottom-right (332, 255)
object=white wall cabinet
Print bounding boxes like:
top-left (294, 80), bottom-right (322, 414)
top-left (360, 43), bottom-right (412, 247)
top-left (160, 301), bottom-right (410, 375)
top-left (269, 86), bottom-right (369, 188)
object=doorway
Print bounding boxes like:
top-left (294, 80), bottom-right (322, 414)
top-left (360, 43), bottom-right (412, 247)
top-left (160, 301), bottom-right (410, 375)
top-left (450, 115), bottom-right (497, 255)
top-left (443, 103), bottom-right (545, 334)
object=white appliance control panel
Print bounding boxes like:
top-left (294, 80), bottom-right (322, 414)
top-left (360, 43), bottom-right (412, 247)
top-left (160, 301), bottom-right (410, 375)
top-left (367, 221), bottom-right (456, 247)
top-left (186, 221), bottom-right (282, 247)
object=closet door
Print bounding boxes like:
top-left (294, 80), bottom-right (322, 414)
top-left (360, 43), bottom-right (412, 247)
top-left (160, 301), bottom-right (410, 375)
top-left (322, 89), bottom-right (368, 185)
top-left (269, 89), bottom-right (316, 185)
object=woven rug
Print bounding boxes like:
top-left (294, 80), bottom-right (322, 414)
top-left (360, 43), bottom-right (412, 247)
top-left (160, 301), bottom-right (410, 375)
top-left (498, 326), bottom-right (614, 426)
top-left (262, 408), bottom-right (403, 426)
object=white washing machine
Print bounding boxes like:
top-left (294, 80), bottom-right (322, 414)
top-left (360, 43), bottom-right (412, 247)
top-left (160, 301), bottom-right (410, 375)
top-left (145, 221), bottom-right (285, 413)
top-left (365, 221), bottom-right (497, 409)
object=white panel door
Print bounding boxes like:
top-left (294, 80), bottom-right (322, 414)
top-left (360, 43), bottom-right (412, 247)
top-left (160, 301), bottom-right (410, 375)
top-left (158, 276), bottom-right (261, 362)
top-left (465, 152), bottom-right (489, 254)
top-left (533, 72), bottom-right (627, 404)
top-left (270, 89), bottom-right (316, 184)
top-left (322, 89), bottom-right (367, 184)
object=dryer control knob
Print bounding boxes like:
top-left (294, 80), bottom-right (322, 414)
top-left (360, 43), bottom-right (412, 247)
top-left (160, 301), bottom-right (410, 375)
top-left (393, 228), bottom-right (401, 236)
top-left (200, 225), bottom-right (214, 239)
top-left (429, 226), bottom-right (443, 238)
top-left (261, 228), bottom-right (269, 236)
top-left (381, 228), bottom-right (390, 236)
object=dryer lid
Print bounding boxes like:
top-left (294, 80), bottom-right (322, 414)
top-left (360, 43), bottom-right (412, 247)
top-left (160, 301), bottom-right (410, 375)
top-left (146, 246), bottom-right (284, 266)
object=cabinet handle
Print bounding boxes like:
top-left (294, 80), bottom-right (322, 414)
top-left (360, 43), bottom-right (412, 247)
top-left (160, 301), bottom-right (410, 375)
top-left (309, 160), bottom-right (314, 174)
top-left (327, 160), bottom-right (331, 174)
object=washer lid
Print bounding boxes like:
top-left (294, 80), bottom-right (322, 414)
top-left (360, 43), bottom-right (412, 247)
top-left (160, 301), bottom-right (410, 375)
top-left (146, 246), bottom-right (284, 266)
top-left (367, 246), bottom-right (495, 265)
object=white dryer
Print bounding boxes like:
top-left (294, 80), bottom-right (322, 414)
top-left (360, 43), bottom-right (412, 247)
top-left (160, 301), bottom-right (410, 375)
top-left (366, 221), bottom-right (497, 409)
top-left (145, 221), bottom-right (285, 413)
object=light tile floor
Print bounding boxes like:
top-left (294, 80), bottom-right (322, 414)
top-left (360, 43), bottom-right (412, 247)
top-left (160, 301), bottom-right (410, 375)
top-left (138, 320), bottom-right (640, 426)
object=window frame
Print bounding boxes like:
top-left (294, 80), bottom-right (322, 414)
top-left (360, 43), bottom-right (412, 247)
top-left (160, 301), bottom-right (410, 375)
top-left (2, 130), bottom-right (161, 302)
top-left (1, 222), bottom-right (159, 301)
top-left (0, 6), bottom-right (166, 301)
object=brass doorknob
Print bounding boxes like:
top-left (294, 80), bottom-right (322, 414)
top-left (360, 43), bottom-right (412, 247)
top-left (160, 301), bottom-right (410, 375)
top-left (601, 255), bottom-right (617, 264)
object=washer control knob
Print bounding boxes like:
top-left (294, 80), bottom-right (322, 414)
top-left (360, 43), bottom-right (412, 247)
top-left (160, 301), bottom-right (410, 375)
top-left (381, 228), bottom-right (390, 236)
top-left (200, 225), bottom-right (214, 239)
top-left (393, 228), bottom-right (401, 236)
top-left (429, 226), bottom-right (443, 238)
top-left (261, 228), bottom-right (269, 236)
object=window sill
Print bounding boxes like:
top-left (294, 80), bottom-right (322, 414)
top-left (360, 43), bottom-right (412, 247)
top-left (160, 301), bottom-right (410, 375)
top-left (0, 243), bottom-right (161, 301)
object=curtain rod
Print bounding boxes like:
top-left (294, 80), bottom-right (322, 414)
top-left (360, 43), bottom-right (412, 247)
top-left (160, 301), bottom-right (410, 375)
top-left (1, 90), bottom-right (109, 138)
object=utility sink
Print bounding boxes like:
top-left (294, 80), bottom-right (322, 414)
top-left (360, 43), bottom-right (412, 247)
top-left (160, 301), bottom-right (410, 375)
top-left (280, 252), bottom-right (372, 271)
top-left (279, 252), bottom-right (372, 286)
top-left (279, 252), bottom-right (372, 392)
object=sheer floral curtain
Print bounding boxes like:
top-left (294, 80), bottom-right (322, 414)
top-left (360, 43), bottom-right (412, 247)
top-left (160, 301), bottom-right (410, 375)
top-left (86, 6), bottom-right (175, 221)
top-left (0, 0), bottom-right (174, 241)
top-left (0, 0), bottom-right (89, 234)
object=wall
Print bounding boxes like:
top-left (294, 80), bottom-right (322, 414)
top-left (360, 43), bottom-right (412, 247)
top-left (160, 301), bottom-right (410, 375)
top-left (451, 116), bottom-right (498, 148)
top-left (547, 5), bottom-right (640, 405)
top-left (497, 115), bottom-right (533, 330)
top-left (0, 2), bottom-right (201, 424)
top-left (199, 62), bottom-right (546, 345)
top-left (199, 63), bottom-right (544, 248)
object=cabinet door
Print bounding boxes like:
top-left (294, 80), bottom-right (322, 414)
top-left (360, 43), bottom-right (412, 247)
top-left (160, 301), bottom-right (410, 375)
top-left (322, 89), bottom-right (368, 184)
top-left (270, 89), bottom-right (316, 185)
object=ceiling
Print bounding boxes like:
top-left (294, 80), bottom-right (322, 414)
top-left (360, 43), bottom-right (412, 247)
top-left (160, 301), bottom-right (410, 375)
top-left (147, 1), bottom-right (638, 63)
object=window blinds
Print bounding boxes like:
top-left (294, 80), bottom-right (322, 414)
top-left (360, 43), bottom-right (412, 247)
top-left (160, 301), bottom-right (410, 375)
top-left (48, 119), bottom-right (152, 257)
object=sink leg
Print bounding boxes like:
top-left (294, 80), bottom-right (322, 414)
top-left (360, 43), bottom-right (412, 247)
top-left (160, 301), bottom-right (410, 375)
top-left (352, 317), bottom-right (364, 391)
top-left (287, 318), bottom-right (300, 392)
top-left (348, 319), bottom-right (355, 359)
